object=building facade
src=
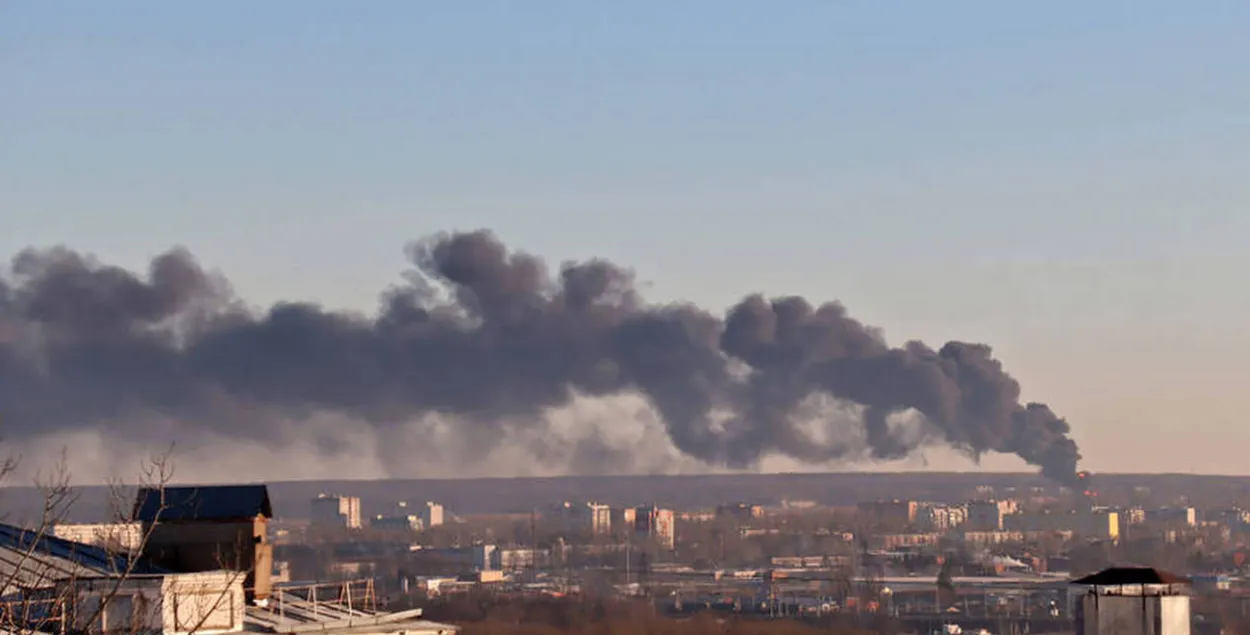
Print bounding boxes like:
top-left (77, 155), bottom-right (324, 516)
top-left (857, 500), bottom-right (919, 527)
top-left (420, 501), bottom-right (445, 529)
top-left (965, 499), bottom-right (1019, 531)
top-left (311, 494), bottom-right (362, 530)
top-left (632, 505), bottom-right (676, 549)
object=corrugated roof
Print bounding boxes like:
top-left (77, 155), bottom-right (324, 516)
top-left (132, 485), bottom-right (273, 522)
top-left (0, 523), bottom-right (167, 593)
top-left (1070, 566), bottom-right (1189, 586)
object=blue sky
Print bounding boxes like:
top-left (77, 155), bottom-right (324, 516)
top-left (3, 1), bottom-right (1250, 474)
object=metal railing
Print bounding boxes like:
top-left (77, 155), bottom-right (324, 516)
top-left (251, 578), bottom-right (379, 622)
top-left (0, 596), bottom-right (68, 634)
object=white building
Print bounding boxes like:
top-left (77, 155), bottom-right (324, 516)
top-left (65, 571), bottom-right (247, 635)
top-left (311, 494), bottom-right (362, 530)
top-left (419, 502), bottom-right (444, 529)
top-left (917, 503), bottom-right (967, 532)
top-left (631, 505), bottom-right (675, 550)
top-left (0, 522), bottom-right (247, 635)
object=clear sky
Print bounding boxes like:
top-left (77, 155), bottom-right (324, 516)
top-left (3, 2), bottom-right (1250, 476)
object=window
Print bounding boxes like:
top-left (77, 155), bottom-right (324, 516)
top-left (105, 595), bottom-right (134, 633)
top-left (75, 596), bottom-right (102, 632)
top-left (173, 590), bottom-right (236, 633)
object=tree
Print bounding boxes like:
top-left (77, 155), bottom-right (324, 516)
top-left (935, 559), bottom-right (957, 609)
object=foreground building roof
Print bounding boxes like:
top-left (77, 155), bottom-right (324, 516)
top-left (1070, 566), bottom-right (1190, 586)
top-left (133, 484), bottom-right (273, 522)
top-left (0, 522), bottom-right (167, 594)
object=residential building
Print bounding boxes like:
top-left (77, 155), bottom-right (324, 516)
top-left (916, 503), bottom-right (967, 532)
top-left (631, 505), bottom-right (675, 549)
top-left (419, 501), bottom-right (445, 529)
top-left (372, 514), bottom-right (423, 532)
top-left (311, 493), bottom-right (362, 530)
top-left (965, 499), bottom-right (1019, 531)
top-left (857, 500), bottom-right (918, 527)
top-left (547, 501), bottom-right (611, 537)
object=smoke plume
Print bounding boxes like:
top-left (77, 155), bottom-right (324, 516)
top-left (0, 231), bottom-right (1080, 484)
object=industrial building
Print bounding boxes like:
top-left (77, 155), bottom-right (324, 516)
top-left (311, 494), bottom-right (362, 530)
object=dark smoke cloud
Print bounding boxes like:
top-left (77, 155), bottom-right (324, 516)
top-left (0, 231), bottom-right (1081, 484)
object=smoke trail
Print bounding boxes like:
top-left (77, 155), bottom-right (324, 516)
top-left (0, 230), bottom-right (1080, 484)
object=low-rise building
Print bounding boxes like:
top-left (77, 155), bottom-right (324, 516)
top-left (372, 514), bottom-right (423, 532)
top-left (716, 503), bottom-right (764, 524)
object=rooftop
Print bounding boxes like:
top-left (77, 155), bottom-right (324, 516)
top-left (1070, 566), bottom-right (1190, 587)
top-left (0, 522), bottom-right (168, 593)
top-left (133, 484), bottom-right (273, 522)
top-left (245, 583), bottom-right (457, 635)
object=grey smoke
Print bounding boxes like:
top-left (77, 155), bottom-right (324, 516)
top-left (0, 230), bottom-right (1081, 485)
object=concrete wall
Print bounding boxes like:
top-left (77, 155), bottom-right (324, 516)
top-left (63, 570), bottom-right (244, 635)
top-left (1159, 595), bottom-right (1190, 635)
top-left (1080, 592), bottom-right (1190, 635)
top-left (162, 571), bottom-right (246, 635)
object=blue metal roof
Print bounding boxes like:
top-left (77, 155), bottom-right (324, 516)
top-left (0, 523), bottom-right (169, 577)
top-left (132, 485), bottom-right (273, 522)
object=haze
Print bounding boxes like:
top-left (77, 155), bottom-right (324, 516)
top-left (3, 2), bottom-right (1250, 480)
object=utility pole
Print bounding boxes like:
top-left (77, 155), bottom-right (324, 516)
top-left (529, 508), bottom-right (538, 583)
top-left (625, 527), bottom-right (632, 587)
